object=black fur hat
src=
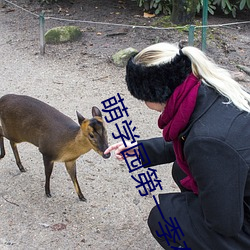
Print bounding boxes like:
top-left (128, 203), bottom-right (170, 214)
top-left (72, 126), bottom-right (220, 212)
top-left (125, 52), bottom-right (192, 103)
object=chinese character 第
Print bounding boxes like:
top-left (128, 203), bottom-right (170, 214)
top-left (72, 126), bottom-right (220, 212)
top-left (131, 168), bottom-right (163, 197)
top-left (101, 93), bottom-right (129, 123)
top-left (121, 142), bottom-right (151, 172)
top-left (112, 120), bottom-right (140, 147)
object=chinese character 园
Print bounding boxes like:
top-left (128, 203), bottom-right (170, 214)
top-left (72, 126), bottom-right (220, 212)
top-left (121, 142), bottom-right (151, 172)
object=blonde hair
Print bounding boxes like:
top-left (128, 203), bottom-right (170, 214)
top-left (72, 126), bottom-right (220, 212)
top-left (134, 42), bottom-right (250, 113)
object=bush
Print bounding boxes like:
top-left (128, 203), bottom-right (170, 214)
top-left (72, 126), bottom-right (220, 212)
top-left (135, 0), bottom-right (172, 15)
top-left (135, 0), bottom-right (250, 18)
top-left (212, 0), bottom-right (250, 17)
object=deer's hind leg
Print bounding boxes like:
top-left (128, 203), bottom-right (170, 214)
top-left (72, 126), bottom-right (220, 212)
top-left (10, 141), bottom-right (26, 172)
top-left (0, 126), bottom-right (5, 159)
top-left (65, 161), bottom-right (86, 202)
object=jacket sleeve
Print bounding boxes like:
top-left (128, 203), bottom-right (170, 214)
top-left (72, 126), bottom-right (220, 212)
top-left (137, 137), bottom-right (176, 168)
top-left (185, 136), bottom-right (248, 236)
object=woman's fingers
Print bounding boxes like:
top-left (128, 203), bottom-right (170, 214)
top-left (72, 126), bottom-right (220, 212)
top-left (104, 142), bottom-right (124, 155)
top-left (115, 154), bottom-right (124, 160)
top-left (104, 141), bottom-right (138, 160)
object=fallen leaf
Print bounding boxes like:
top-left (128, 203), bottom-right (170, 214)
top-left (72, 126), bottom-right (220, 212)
top-left (51, 223), bottom-right (67, 231)
top-left (143, 12), bottom-right (155, 18)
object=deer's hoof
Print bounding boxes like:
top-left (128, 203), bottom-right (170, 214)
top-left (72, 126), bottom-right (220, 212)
top-left (79, 196), bottom-right (87, 202)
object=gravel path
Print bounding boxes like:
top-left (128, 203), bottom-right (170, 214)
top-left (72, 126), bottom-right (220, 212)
top-left (0, 4), bottom-right (175, 250)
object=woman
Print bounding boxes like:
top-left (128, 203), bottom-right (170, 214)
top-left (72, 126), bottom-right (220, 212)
top-left (104, 42), bottom-right (250, 249)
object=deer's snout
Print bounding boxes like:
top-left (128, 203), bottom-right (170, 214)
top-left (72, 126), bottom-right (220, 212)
top-left (102, 152), bottom-right (111, 159)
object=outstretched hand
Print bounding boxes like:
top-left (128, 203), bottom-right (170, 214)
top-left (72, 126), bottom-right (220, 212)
top-left (104, 141), bottom-right (138, 160)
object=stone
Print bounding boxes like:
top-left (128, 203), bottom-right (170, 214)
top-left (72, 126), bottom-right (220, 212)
top-left (0, 0), bottom-right (6, 8)
top-left (44, 26), bottom-right (82, 44)
top-left (231, 71), bottom-right (247, 82)
top-left (237, 65), bottom-right (250, 76)
top-left (112, 47), bottom-right (138, 67)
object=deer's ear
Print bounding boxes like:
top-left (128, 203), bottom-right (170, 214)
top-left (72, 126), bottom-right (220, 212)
top-left (76, 111), bottom-right (85, 125)
top-left (92, 106), bottom-right (102, 118)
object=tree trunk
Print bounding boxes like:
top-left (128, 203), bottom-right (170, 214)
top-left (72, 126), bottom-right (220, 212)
top-left (171, 0), bottom-right (198, 25)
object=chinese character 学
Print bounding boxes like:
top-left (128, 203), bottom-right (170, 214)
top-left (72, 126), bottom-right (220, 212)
top-left (112, 120), bottom-right (140, 147)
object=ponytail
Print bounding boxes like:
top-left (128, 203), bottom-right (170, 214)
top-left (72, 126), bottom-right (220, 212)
top-left (182, 46), bottom-right (250, 112)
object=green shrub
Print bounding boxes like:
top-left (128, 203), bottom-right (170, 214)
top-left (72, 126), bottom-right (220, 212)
top-left (135, 0), bottom-right (172, 15)
top-left (196, 0), bottom-right (217, 15)
top-left (213, 0), bottom-right (250, 17)
top-left (135, 0), bottom-right (250, 18)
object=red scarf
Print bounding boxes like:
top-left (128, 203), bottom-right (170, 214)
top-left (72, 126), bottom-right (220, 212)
top-left (158, 73), bottom-right (200, 194)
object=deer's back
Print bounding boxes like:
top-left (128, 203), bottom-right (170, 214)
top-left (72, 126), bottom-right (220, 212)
top-left (0, 94), bottom-right (79, 147)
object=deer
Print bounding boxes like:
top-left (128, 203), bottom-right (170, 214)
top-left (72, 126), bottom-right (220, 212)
top-left (0, 94), bottom-right (111, 201)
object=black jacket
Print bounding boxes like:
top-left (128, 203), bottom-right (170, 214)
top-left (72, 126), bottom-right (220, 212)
top-left (139, 84), bottom-right (250, 249)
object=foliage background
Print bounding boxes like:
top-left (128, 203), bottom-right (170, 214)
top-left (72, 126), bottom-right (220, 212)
top-left (38, 0), bottom-right (250, 18)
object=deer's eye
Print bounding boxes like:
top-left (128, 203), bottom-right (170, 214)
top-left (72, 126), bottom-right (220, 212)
top-left (89, 133), bottom-right (94, 139)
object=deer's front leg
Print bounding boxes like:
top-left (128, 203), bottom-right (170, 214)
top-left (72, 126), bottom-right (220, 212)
top-left (43, 155), bottom-right (54, 198)
top-left (65, 160), bottom-right (86, 202)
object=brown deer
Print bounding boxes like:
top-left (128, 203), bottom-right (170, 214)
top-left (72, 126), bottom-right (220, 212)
top-left (0, 94), bottom-right (110, 201)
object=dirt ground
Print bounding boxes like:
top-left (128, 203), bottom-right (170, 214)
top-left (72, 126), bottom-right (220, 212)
top-left (0, 0), bottom-right (249, 249)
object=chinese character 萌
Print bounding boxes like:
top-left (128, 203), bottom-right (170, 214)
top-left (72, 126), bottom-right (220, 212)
top-left (101, 93), bottom-right (129, 123)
